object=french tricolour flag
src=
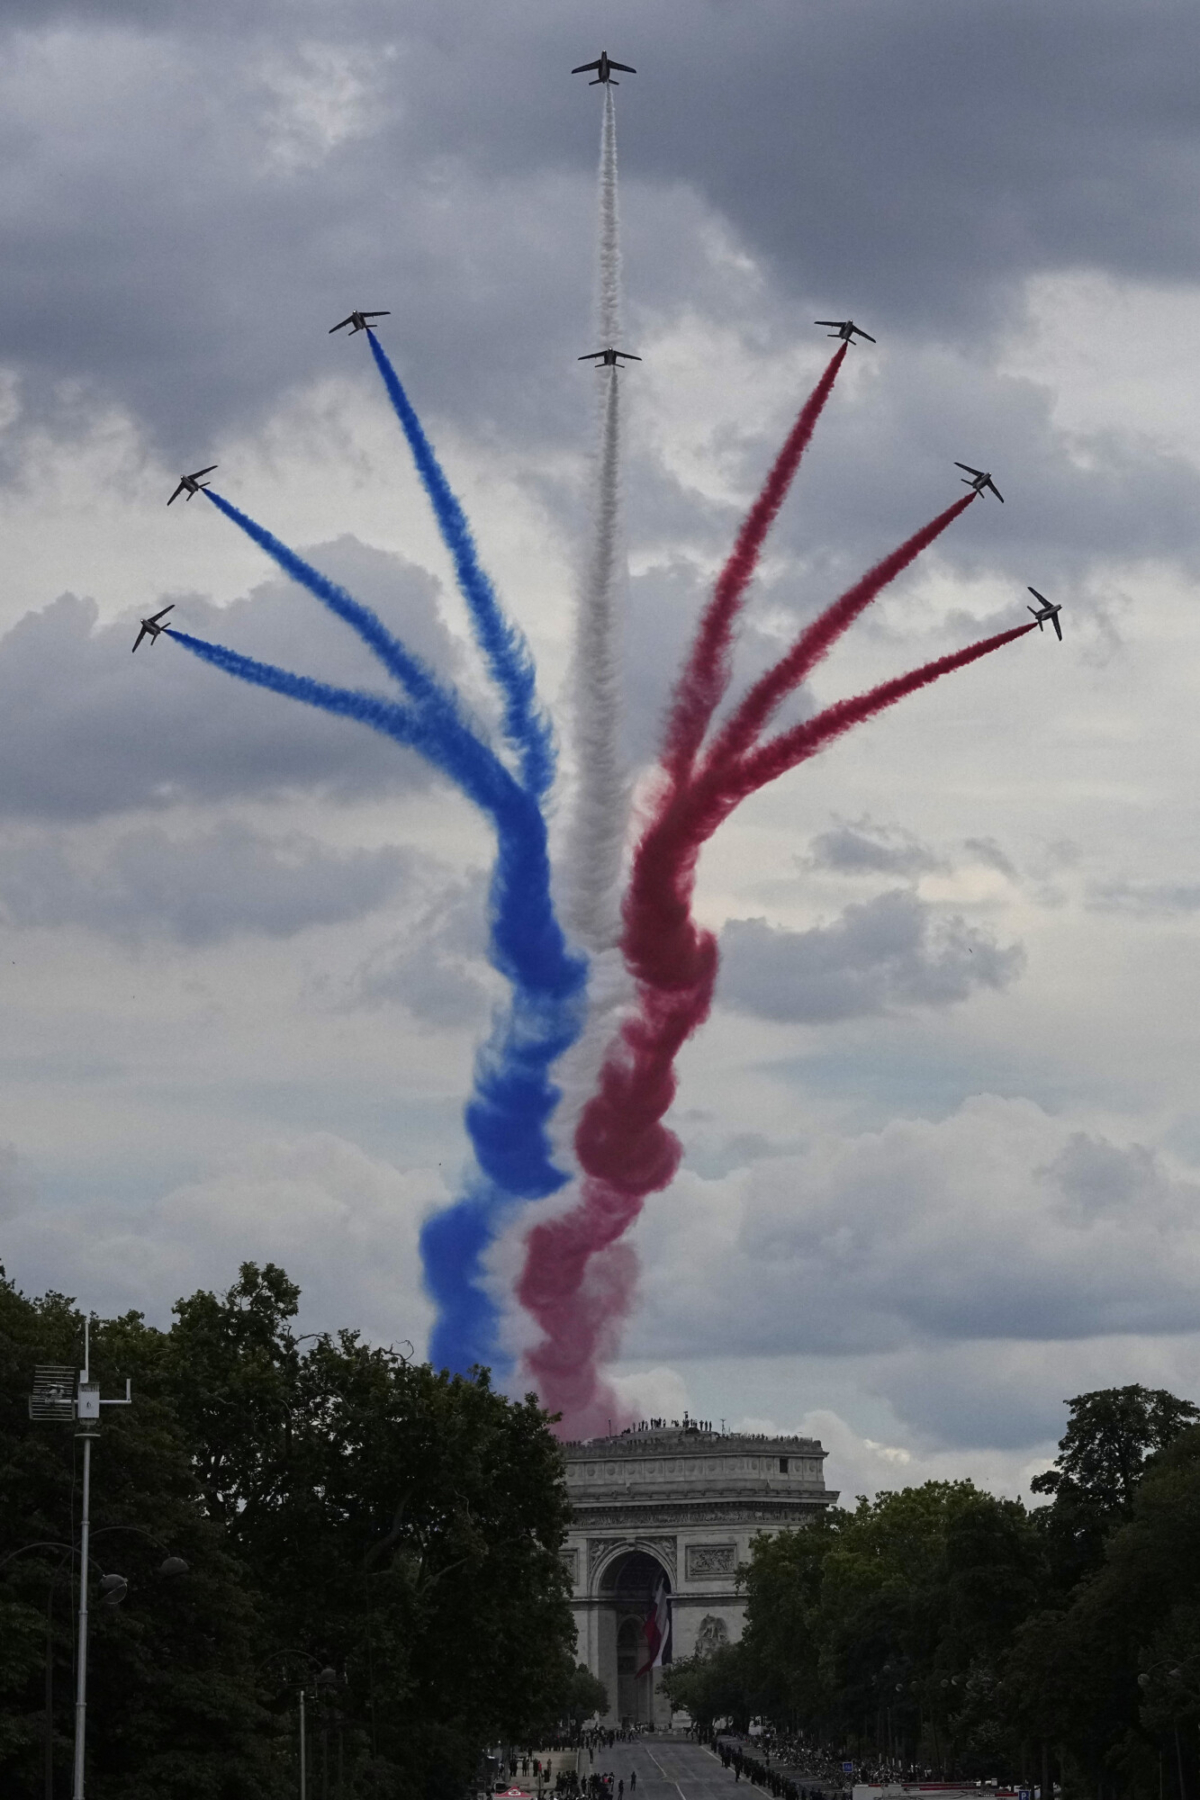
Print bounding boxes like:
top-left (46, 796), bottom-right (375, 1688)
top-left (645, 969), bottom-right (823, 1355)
top-left (637, 1578), bottom-right (670, 1678)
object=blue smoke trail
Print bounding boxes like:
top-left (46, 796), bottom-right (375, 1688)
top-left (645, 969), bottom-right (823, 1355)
top-left (204, 489), bottom-right (468, 729)
top-left (167, 626), bottom-right (587, 1374)
top-left (365, 330), bottom-right (554, 799)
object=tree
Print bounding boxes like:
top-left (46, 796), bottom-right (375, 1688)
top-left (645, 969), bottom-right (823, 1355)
top-left (0, 1275), bottom-right (277, 1800)
top-left (661, 1642), bottom-right (754, 1732)
top-left (738, 1514), bottom-right (840, 1726)
top-left (1006, 1424), bottom-right (1200, 1800)
top-left (732, 1481), bottom-right (1042, 1772)
top-left (1031, 1386), bottom-right (1200, 1590)
top-left (165, 1263), bottom-right (577, 1798)
top-left (0, 1263), bottom-right (580, 1800)
top-left (564, 1664), bottom-right (608, 1725)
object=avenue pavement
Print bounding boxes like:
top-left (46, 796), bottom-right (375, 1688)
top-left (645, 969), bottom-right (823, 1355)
top-left (593, 1738), bottom-right (743, 1800)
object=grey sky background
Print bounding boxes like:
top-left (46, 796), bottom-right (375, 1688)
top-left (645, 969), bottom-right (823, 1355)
top-left (2, 0), bottom-right (1200, 1498)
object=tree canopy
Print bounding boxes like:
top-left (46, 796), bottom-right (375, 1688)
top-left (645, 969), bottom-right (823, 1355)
top-left (0, 1262), bottom-right (578, 1800)
top-left (698, 1386), bottom-right (1200, 1800)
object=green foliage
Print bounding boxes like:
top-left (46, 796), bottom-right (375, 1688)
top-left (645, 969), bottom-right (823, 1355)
top-left (661, 1641), bottom-right (754, 1732)
top-left (0, 1263), bottom-right (578, 1800)
top-left (564, 1663), bottom-right (609, 1724)
top-left (1008, 1425), bottom-right (1200, 1800)
top-left (737, 1481), bottom-right (1043, 1762)
top-left (1030, 1385), bottom-right (1200, 1591)
top-left (723, 1387), bottom-right (1200, 1800)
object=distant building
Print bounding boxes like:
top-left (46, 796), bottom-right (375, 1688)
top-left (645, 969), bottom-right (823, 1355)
top-left (562, 1417), bottom-right (835, 1726)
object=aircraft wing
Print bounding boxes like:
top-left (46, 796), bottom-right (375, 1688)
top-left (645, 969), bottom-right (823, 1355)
top-left (619, 352), bottom-right (642, 361)
top-left (1050, 612), bottom-right (1062, 639)
top-left (1027, 588), bottom-right (1047, 605)
top-left (572, 59), bottom-right (601, 72)
top-left (988, 480), bottom-right (1005, 502)
top-left (149, 605), bottom-right (174, 624)
top-left (167, 481), bottom-right (186, 505)
top-left (132, 625), bottom-right (150, 652)
top-left (814, 320), bottom-right (845, 328)
top-left (856, 329), bottom-right (877, 343)
top-left (328, 316), bottom-right (355, 334)
top-left (609, 60), bottom-right (636, 72)
top-left (192, 465), bottom-right (217, 479)
top-left (578, 352), bottom-right (603, 361)
top-left (955, 462), bottom-right (984, 477)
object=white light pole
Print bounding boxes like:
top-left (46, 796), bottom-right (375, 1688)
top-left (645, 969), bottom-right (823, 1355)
top-left (68, 1319), bottom-right (131, 1800)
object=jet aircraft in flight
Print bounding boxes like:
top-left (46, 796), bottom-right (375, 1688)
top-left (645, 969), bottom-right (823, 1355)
top-left (579, 348), bottom-right (641, 368)
top-left (1026, 588), bottom-right (1063, 640)
top-left (955, 462), bottom-right (1004, 503)
top-left (815, 319), bottom-right (876, 345)
top-left (132, 605), bottom-right (174, 652)
top-left (329, 311), bottom-right (390, 336)
top-left (167, 465), bottom-right (217, 505)
top-left (571, 51), bottom-right (636, 85)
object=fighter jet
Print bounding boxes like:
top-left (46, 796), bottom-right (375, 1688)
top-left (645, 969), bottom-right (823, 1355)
top-left (579, 348), bottom-right (641, 368)
top-left (167, 465), bottom-right (217, 505)
top-left (815, 319), bottom-right (876, 345)
top-left (1026, 587), bottom-right (1063, 640)
top-left (571, 51), bottom-right (636, 85)
top-left (328, 310), bottom-right (390, 336)
top-left (955, 462), bottom-right (1004, 503)
top-left (132, 605), bottom-right (174, 652)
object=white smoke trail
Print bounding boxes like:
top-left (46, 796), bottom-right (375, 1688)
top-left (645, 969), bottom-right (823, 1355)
top-left (597, 83), bottom-right (621, 351)
top-left (565, 81), bottom-right (629, 954)
top-left (492, 88), bottom-right (635, 1378)
top-left (565, 372), bottom-right (628, 949)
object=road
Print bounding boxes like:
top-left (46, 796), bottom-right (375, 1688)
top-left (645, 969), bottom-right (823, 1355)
top-left (586, 1737), bottom-right (740, 1800)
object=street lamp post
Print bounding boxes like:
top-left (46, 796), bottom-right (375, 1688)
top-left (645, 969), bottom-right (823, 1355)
top-left (257, 1650), bottom-right (339, 1800)
top-left (1138, 1662), bottom-right (1198, 1800)
top-left (0, 1533), bottom-right (186, 1800)
top-left (27, 1318), bottom-right (133, 1800)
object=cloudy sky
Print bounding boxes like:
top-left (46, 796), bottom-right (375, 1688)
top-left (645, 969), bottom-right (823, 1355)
top-left (3, 0), bottom-right (1200, 1502)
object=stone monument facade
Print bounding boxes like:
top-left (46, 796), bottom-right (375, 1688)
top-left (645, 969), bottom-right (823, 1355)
top-left (562, 1418), bottom-right (835, 1726)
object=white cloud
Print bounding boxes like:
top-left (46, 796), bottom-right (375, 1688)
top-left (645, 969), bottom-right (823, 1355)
top-left (624, 1096), bottom-right (1200, 1362)
top-left (749, 1407), bottom-right (1056, 1506)
top-left (5, 0), bottom-right (1200, 1481)
top-left (0, 820), bottom-right (416, 945)
top-left (718, 892), bottom-right (1023, 1023)
top-left (2, 1133), bottom-right (438, 1349)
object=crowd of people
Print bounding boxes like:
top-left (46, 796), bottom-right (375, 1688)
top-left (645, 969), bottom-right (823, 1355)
top-left (708, 1733), bottom-right (851, 1800)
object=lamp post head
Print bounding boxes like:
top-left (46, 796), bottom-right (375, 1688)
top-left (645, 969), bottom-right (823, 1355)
top-left (316, 1666), bottom-right (339, 1693)
top-left (99, 1572), bottom-right (128, 1607)
top-left (159, 1555), bottom-right (189, 1577)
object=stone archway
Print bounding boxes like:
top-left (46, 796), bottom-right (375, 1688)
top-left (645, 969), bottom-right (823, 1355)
top-left (596, 1549), bottom-right (671, 1726)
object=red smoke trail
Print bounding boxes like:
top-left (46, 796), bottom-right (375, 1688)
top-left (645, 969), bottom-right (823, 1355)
top-left (518, 618), bottom-right (1034, 1433)
top-left (722, 620), bottom-right (1036, 801)
top-left (662, 344), bottom-right (848, 786)
top-left (702, 492), bottom-right (976, 776)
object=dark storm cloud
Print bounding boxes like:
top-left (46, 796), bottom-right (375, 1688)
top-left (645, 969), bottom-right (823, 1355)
top-left (718, 891), bottom-right (1023, 1024)
top-left (343, 873), bottom-right (493, 1027)
top-left (625, 1102), bottom-right (1200, 1366)
top-left (0, 0), bottom-right (1197, 468)
top-left (0, 539), bottom-right (473, 818)
top-left (0, 821), bottom-right (416, 945)
top-left (748, 350), bottom-right (1200, 596)
top-left (388, 0), bottom-right (1200, 333)
top-left (807, 818), bottom-right (942, 879)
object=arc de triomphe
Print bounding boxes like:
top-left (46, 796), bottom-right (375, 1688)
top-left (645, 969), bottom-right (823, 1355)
top-left (562, 1420), bottom-right (835, 1726)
